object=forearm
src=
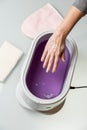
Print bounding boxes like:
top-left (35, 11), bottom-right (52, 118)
top-left (41, 2), bottom-right (87, 73)
top-left (56, 6), bottom-right (84, 38)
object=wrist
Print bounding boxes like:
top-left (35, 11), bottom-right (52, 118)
top-left (55, 23), bottom-right (68, 40)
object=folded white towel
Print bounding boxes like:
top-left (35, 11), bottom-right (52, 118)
top-left (0, 41), bottom-right (23, 82)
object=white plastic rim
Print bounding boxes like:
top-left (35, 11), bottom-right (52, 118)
top-left (16, 30), bottom-right (78, 111)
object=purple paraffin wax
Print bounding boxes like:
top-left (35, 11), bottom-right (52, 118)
top-left (26, 40), bottom-right (70, 99)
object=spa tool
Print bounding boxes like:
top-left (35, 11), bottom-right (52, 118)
top-left (16, 31), bottom-right (78, 111)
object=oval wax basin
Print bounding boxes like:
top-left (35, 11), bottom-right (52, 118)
top-left (16, 31), bottom-right (78, 111)
top-left (26, 39), bottom-right (70, 99)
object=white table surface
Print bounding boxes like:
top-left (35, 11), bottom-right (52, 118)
top-left (0, 0), bottom-right (87, 130)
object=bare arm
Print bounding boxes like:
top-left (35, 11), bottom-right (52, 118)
top-left (58, 6), bottom-right (84, 37)
top-left (41, 6), bottom-right (84, 73)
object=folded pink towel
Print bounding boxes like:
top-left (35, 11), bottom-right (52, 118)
top-left (21, 3), bottom-right (63, 39)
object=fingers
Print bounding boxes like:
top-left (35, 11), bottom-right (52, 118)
top-left (61, 52), bottom-right (65, 62)
top-left (52, 55), bottom-right (59, 73)
top-left (46, 54), bottom-right (54, 73)
top-left (41, 48), bottom-right (47, 62)
top-left (41, 45), bottom-right (60, 73)
top-left (51, 44), bottom-right (61, 73)
top-left (41, 38), bottom-right (66, 73)
top-left (43, 53), bottom-right (50, 69)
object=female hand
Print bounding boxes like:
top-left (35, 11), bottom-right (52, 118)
top-left (41, 5), bottom-right (84, 73)
top-left (41, 29), bottom-right (66, 73)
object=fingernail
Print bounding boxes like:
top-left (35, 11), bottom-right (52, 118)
top-left (52, 69), bottom-right (55, 73)
top-left (46, 68), bottom-right (49, 73)
top-left (52, 70), bottom-right (54, 73)
top-left (41, 58), bottom-right (43, 62)
top-left (43, 64), bottom-right (45, 68)
top-left (62, 58), bottom-right (65, 62)
top-left (43, 65), bottom-right (45, 68)
top-left (46, 70), bottom-right (48, 73)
